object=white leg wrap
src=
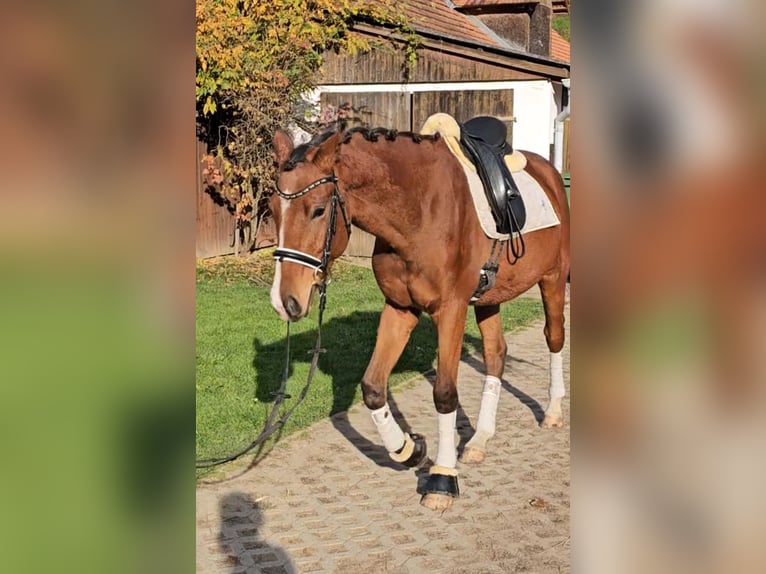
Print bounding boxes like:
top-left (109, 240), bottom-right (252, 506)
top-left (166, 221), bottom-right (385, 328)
top-left (475, 376), bottom-right (502, 436)
top-left (465, 376), bottom-right (501, 453)
top-left (435, 410), bottom-right (458, 468)
top-left (546, 351), bottom-right (565, 418)
top-left (549, 351), bottom-right (565, 399)
top-left (370, 404), bottom-right (406, 453)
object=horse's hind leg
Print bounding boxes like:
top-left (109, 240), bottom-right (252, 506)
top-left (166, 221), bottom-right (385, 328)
top-left (362, 302), bottom-right (426, 468)
top-left (461, 305), bottom-right (506, 464)
top-left (539, 271), bottom-right (568, 428)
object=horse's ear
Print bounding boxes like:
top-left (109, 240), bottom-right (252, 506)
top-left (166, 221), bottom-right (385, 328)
top-left (272, 130), bottom-right (294, 169)
top-left (305, 132), bottom-right (341, 170)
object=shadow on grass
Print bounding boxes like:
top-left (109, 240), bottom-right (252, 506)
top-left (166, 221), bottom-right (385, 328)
top-left (252, 310), bottom-right (438, 470)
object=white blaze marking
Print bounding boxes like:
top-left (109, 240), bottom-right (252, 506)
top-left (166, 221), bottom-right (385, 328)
top-left (270, 199), bottom-right (290, 321)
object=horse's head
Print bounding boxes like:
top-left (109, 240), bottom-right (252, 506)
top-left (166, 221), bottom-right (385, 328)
top-left (269, 129), bottom-right (351, 322)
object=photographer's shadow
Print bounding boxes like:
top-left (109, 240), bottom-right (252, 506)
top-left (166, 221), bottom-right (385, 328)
top-left (253, 310), bottom-right (439, 470)
top-left (218, 492), bottom-right (295, 573)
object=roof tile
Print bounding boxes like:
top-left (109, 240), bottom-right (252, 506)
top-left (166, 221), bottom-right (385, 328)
top-left (364, 0), bottom-right (505, 49)
top-left (549, 29), bottom-right (570, 63)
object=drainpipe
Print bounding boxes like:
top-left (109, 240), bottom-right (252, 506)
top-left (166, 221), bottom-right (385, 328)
top-left (553, 78), bottom-right (570, 173)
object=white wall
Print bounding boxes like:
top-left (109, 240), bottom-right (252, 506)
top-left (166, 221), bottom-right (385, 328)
top-left (509, 80), bottom-right (557, 157)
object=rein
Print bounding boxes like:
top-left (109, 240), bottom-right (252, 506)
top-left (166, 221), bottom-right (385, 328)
top-left (196, 172), bottom-right (349, 470)
top-left (195, 317), bottom-right (324, 469)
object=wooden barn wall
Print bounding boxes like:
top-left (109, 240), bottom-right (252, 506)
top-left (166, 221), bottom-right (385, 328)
top-left (321, 89), bottom-right (513, 145)
top-left (411, 90), bottom-right (514, 138)
top-left (320, 46), bottom-right (542, 85)
top-left (321, 91), bottom-right (411, 132)
top-left (196, 140), bottom-right (235, 259)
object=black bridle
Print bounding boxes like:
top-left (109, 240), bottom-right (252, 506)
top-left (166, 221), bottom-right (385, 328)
top-left (195, 172), bottom-right (351, 470)
top-left (273, 172), bottom-right (351, 283)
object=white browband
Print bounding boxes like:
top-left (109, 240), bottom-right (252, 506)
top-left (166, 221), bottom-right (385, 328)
top-left (273, 247), bottom-right (323, 271)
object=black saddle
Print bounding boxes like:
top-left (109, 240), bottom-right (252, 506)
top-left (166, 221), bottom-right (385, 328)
top-left (459, 116), bottom-right (526, 236)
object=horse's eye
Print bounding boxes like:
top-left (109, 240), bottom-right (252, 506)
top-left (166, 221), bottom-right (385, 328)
top-left (311, 206), bottom-right (326, 219)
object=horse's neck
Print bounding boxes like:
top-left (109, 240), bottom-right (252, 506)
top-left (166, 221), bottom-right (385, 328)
top-left (347, 189), bottom-right (413, 249)
top-left (339, 140), bottom-right (429, 251)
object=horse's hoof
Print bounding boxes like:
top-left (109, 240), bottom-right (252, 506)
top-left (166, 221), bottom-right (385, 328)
top-left (420, 465), bottom-right (459, 511)
top-left (420, 492), bottom-right (455, 511)
top-left (459, 446), bottom-right (486, 464)
top-left (541, 414), bottom-right (564, 428)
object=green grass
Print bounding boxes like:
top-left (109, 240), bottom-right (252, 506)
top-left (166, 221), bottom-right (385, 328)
top-left (552, 15), bottom-right (570, 42)
top-left (196, 254), bottom-right (543, 474)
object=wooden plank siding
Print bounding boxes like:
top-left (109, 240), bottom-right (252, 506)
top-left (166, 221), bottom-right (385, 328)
top-left (320, 91), bottom-right (411, 131)
top-left (320, 43), bottom-right (544, 85)
top-left (347, 24), bottom-right (569, 80)
top-left (196, 140), bottom-right (235, 259)
top-left (411, 89), bottom-right (513, 139)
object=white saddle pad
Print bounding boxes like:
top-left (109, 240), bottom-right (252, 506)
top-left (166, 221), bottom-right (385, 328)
top-left (421, 113), bottom-right (561, 240)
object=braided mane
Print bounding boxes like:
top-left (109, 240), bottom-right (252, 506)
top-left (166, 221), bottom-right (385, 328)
top-left (282, 126), bottom-right (441, 171)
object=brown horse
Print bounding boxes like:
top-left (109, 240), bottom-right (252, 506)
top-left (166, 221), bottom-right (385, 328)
top-left (269, 125), bottom-right (570, 510)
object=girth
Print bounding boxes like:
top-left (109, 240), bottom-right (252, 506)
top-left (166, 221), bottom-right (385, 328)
top-left (459, 116), bottom-right (527, 238)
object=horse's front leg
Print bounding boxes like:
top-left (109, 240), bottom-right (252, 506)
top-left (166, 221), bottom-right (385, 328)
top-left (421, 302), bottom-right (468, 511)
top-left (362, 302), bottom-right (427, 467)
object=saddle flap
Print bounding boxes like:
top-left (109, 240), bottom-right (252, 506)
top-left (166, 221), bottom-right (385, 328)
top-left (459, 118), bottom-right (526, 236)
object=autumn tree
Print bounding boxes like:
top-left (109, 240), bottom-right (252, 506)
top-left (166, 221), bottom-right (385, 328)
top-left (196, 0), bottom-right (415, 251)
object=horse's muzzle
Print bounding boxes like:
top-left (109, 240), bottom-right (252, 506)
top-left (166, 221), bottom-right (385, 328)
top-left (283, 294), bottom-right (303, 322)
